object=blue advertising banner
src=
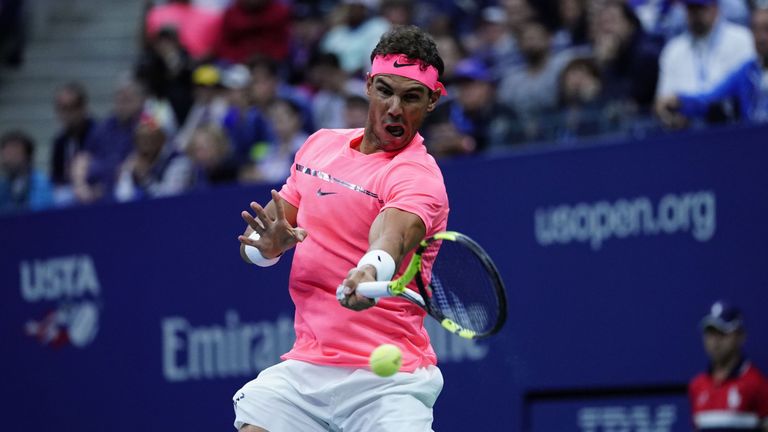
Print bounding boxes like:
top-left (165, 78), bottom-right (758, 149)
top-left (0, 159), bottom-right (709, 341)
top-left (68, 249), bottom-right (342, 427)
top-left (2, 124), bottom-right (767, 431)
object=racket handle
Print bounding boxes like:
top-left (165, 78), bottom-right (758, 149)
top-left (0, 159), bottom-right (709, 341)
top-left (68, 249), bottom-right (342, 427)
top-left (355, 281), bottom-right (392, 298)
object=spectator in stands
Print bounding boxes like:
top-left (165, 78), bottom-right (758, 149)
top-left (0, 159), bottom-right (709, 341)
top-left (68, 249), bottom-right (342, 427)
top-left (431, 33), bottom-right (467, 89)
top-left (307, 52), bottom-right (364, 129)
top-left (50, 82), bottom-right (96, 206)
top-left (631, 0), bottom-right (749, 40)
top-left (344, 94), bottom-right (369, 128)
top-left (240, 97), bottom-right (308, 184)
top-left (243, 56), bottom-right (314, 134)
top-left (380, 0), bottom-right (414, 26)
top-left (654, 0), bottom-right (759, 129)
top-left (689, 300), bottom-right (768, 431)
top-left (590, 0), bottom-right (662, 111)
top-left (215, 0), bottom-right (292, 64)
top-left (71, 76), bottom-right (147, 204)
top-left (0, 130), bottom-right (54, 213)
top-left (551, 0), bottom-right (590, 52)
top-left (187, 124), bottom-right (239, 189)
top-left (174, 64), bottom-right (231, 151)
top-left (424, 58), bottom-right (520, 157)
top-left (753, 4), bottom-right (768, 122)
top-left (0, 0), bottom-right (24, 67)
top-left (286, 4), bottom-right (327, 86)
top-left (320, 0), bottom-right (391, 75)
top-left (114, 115), bottom-right (192, 202)
top-left (464, 6), bottom-right (522, 79)
top-left (144, 0), bottom-right (222, 60)
top-left (136, 26), bottom-right (195, 125)
top-left (497, 19), bottom-right (572, 140)
top-left (549, 56), bottom-right (627, 142)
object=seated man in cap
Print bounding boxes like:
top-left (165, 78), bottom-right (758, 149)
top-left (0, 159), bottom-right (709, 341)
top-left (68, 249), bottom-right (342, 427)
top-left (689, 301), bottom-right (768, 431)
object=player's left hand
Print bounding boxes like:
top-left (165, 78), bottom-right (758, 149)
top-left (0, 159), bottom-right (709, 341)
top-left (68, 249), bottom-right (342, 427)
top-left (338, 266), bottom-right (377, 311)
top-left (238, 189), bottom-right (307, 259)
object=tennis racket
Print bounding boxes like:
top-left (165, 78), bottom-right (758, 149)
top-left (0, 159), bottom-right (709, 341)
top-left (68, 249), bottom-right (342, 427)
top-left (340, 231), bottom-right (507, 339)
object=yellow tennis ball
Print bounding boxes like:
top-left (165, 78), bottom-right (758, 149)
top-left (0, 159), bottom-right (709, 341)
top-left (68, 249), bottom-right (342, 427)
top-left (369, 344), bottom-right (402, 377)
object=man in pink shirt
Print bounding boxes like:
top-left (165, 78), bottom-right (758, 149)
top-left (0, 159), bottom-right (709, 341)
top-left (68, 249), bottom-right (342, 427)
top-left (233, 25), bottom-right (450, 432)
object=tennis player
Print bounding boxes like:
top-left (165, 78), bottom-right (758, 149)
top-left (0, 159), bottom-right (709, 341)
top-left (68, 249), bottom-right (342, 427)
top-left (233, 25), bottom-right (450, 431)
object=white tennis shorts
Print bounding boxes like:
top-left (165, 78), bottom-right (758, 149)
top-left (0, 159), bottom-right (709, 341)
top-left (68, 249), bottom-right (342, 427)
top-left (232, 359), bottom-right (444, 432)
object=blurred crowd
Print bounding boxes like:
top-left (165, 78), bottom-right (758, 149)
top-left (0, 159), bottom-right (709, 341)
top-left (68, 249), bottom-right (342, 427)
top-left (1, 0), bottom-right (768, 214)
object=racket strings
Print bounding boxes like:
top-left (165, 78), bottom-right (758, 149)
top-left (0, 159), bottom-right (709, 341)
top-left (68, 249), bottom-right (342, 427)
top-left (420, 240), bottom-right (501, 333)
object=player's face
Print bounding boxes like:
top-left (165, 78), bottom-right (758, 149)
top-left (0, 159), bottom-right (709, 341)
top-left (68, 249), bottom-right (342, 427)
top-left (702, 327), bottom-right (744, 366)
top-left (365, 74), bottom-right (439, 152)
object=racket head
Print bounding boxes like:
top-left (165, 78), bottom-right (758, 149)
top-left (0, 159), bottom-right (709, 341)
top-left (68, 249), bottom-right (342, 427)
top-left (415, 231), bottom-right (508, 339)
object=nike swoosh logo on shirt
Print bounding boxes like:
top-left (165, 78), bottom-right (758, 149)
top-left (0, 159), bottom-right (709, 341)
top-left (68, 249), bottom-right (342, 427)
top-left (393, 60), bottom-right (417, 68)
top-left (316, 188), bottom-right (337, 197)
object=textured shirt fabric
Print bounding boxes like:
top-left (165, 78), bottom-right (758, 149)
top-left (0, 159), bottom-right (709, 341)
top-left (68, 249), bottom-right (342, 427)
top-left (278, 128), bottom-right (449, 372)
top-left (689, 361), bottom-right (768, 431)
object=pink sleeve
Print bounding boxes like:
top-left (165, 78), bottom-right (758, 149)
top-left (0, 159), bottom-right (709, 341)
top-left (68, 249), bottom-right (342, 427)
top-left (380, 162), bottom-right (449, 235)
top-left (279, 162), bottom-right (300, 209)
top-left (278, 137), bottom-right (311, 209)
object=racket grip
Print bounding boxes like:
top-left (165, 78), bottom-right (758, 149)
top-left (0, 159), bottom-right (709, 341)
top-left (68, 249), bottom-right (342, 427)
top-left (355, 281), bottom-right (392, 298)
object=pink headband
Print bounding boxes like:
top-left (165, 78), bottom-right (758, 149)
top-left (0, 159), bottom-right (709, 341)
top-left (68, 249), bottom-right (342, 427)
top-left (370, 54), bottom-right (447, 96)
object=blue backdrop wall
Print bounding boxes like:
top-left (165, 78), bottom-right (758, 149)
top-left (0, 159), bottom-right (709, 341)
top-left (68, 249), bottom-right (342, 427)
top-left (2, 124), bottom-right (767, 431)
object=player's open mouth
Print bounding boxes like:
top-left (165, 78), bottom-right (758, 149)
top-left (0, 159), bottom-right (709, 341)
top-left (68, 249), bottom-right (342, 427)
top-left (385, 125), bottom-right (405, 137)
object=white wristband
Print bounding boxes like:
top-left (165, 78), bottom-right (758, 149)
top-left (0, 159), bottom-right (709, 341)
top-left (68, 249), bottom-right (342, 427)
top-left (357, 249), bottom-right (396, 281)
top-left (244, 231), bottom-right (281, 267)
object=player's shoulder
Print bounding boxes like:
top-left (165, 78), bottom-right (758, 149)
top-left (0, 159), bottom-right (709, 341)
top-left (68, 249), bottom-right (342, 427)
top-left (390, 141), bottom-right (443, 179)
top-left (300, 128), bottom-right (361, 154)
top-left (744, 362), bottom-right (768, 383)
top-left (689, 371), bottom-right (710, 389)
top-left (720, 21), bottom-right (754, 41)
top-left (660, 34), bottom-right (689, 59)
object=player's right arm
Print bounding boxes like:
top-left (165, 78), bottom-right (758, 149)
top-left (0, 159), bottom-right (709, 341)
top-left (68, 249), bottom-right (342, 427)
top-left (238, 189), bottom-right (306, 262)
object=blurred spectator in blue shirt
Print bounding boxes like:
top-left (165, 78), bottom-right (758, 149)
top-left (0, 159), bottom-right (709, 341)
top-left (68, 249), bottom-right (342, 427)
top-left (174, 64), bottom-right (231, 150)
top-left (497, 19), bottom-right (573, 140)
top-left (50, 82), bottom-right (96, 206)
top-left (114, 116), bottom-right (192, 202)
top-left (186, 124), bottom-right (239, 189)
top-left (423, 58), bottom-right (521, 157)
top-left (320, 0), bottom-right (390, 76)
top-left (306, 52), bottom-right (364, 129)
top-left (464, 6), bottom-right (522, 80)
top-left (71, 76), bottom-right (147, 204)
top-left (631, 0), bottom-right (749, 39)
top-left (240, 97), bottom-right (308, 184)
top-left (0, 130), bottom-right (54, 214)
top-left (654, 0), bottom-right (758, 128)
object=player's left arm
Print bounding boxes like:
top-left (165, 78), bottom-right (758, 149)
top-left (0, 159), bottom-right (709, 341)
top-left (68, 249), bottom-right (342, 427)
top-left (339, 208), bottom-right (426, 311)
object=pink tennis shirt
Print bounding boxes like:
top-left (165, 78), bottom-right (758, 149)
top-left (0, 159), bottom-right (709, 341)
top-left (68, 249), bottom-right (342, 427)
top-left (278, 128), bottom-right (449, 372)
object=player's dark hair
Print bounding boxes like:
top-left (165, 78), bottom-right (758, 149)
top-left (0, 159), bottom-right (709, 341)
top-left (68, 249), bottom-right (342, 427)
top-left (370, 25), bottom-right (444, 77)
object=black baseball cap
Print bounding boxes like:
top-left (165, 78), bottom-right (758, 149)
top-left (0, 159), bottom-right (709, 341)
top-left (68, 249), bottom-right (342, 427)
top-left (700, 300), bottom-right (743, 333)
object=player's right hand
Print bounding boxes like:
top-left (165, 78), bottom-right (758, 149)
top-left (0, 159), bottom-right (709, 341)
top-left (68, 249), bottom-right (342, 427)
top-left (338, 267), bottom-right (377, 311)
